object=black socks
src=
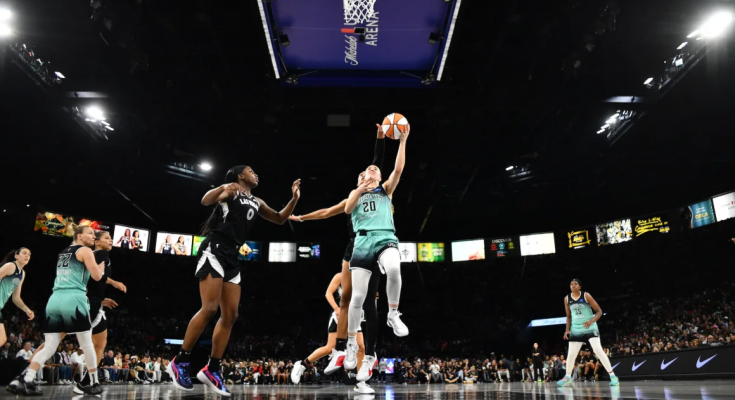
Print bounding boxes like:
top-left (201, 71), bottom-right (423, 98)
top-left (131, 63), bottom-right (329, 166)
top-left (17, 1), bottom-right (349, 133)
top-left (336, 338), bottom-right (347, 351)
top-left (208, 357), bottom-right (221, 372)
top-left (177, 350), bottom-right (191, 363)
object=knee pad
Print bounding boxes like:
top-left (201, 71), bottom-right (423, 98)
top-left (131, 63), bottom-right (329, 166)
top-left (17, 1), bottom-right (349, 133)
top-left (378, 248), bottom-right (401, 278)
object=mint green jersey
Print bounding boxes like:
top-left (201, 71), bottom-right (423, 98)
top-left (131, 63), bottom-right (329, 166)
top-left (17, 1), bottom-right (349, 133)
top-left (351, 186), bottom-right (395, 233)
top-left (53, 245), bottom-right (91, 292)
top-left (568, 291), bottom-right (596, 326)
top-left (0, 262), bottom-right (23, 309)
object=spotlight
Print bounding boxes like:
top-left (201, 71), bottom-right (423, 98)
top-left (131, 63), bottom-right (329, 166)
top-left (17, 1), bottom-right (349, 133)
top-left (278, 33), bottom-right (290, 47)
top-left (0, 23), bottom-right (12, 37)
top-left (0, 9), bottom-right (11, 21)
top-left (428, 32), bottom-right (442, 45)
top-left (643, 77), bottom-right (653, 85)
top-left (699, 12), bottom-right (734, 38)
top-left (597, 129), bottom-right (605, 134)
top-left (687, 30), bottom-right (699, 38)
top-left (505, 166), bottom-right (514, 171)
top-left (199, 162), bottom-right (213, 172)
top-left (85, 106), bottom-right (105, 120)
top-left (55, 71), bottom-right (66, 79)
top-left (677, 42), bottom-right (688, 50)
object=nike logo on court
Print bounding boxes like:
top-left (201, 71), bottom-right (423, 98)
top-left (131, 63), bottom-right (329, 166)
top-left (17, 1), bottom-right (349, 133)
top-left (696, 355), bottom-right (717, 369)
top-left (611, 362), bottom-right (620, 370)
top-left (632, 360), bottom-right (646, 371)
top-left (660, 358), bottom-right (677, 370)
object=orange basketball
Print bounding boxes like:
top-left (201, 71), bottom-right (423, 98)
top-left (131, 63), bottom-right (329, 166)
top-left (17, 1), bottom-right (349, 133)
top-left (381, 113), bottom-right (409, 140)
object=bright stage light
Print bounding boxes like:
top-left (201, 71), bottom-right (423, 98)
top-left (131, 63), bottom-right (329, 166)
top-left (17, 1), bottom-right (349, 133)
top-left (687, 30), bottom-right (699, 38)
top-left (85, 106), bottom-right (105, 120)
top-left (0, 9), bottom-right (11, 21)
top-left (0, 23), bottom-right (11, 37)
top-left (643, 77), bottom-right (653, 85)
top-left (597, 129), bottom-right (605, 134)
top-left (55, 71), bottom-right (66, 79)
top-left (699, 12), bottom-right (734, 38)
top-left (200, 162), bottom-right (213, 171)
top-left (677, 41), bottom-right (688, 49)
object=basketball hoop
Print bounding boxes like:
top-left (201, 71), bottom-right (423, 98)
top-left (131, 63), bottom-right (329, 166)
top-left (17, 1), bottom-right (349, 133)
top-left (343, 0), bottom-right (376, 25)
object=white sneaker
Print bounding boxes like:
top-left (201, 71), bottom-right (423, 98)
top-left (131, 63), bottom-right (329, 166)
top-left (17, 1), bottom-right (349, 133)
top-left (291, 361), bottom-right (306, 384)
top-left (344, 342), bottom-right (359, 370)
top-left (387, 310), bottom-right (409, 337)
top-left (357, 355), bottom-right (377, 382)
top-left (354, 381), bottom-right (375, 394)
top-left (324, 349), bottom-right (346, 375)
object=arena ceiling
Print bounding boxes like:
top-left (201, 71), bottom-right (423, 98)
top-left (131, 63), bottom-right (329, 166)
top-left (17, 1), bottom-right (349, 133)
top-left (2, 0), bottom-right (735, 242)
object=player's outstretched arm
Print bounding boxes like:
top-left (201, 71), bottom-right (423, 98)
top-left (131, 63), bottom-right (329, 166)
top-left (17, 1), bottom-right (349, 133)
top-left (383, 125), bottom-right (409, 196)
top-left (290, 199), bottom-right (348, 222)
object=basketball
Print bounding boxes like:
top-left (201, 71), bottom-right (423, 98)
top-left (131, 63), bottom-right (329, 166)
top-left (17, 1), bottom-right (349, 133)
top-left (382, 113), bottom-right (409, 140)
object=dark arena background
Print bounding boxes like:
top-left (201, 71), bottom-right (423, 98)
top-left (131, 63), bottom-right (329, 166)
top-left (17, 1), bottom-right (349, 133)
top-left (1, 0), bottom-right (735, 399)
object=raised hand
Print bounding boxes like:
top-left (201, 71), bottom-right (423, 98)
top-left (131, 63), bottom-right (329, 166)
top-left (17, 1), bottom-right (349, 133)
top-left (292, 179), bottom-right (301, 200)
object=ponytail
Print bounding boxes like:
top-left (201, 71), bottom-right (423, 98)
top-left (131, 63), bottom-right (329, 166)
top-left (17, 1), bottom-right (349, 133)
top-left (200, 166), bottom-right (246, 236)
top-left (2, 248), bottom-right (28, 264)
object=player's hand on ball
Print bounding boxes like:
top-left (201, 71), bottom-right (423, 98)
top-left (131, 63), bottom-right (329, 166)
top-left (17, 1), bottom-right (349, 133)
top-left (400, 124), bottom-right (410, 142)
top-left (563, 331), bottom-right (570, 340)
top-left (376, 123), bottom-right (385, 139)
top-left (292, 179), bottom-right (301, 200)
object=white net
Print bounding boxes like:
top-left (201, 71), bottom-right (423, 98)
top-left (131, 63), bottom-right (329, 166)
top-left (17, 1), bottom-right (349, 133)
top-left (343, 0), bottom-right (376, 25)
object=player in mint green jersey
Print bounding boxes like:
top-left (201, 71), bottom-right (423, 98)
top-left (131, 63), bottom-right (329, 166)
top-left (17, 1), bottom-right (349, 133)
top-left (17, 226), bottom-right (106, 396)
top-left (558, 279), bottom-right (619, 387)
top-left (343, 124), bottom-right (410, 385)
top-left (0, 247), bottom-right (34, 348)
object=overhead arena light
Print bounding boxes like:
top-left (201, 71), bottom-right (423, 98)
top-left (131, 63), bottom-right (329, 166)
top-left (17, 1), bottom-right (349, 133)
top-left (643, 77), bottom-right (653, 85)
top-left (687, 30), bottom-right (699, 38)
top-left (699, 11), bottom-right (734, 39)
top-left (199, 162), bottom-right (213, 172)
top-left (0, 22), bottom-right (11, 37)
top-left (505, 166), bottom-right (514, 171)
top-left (0, 8), bottom-right (11, 21)
top-left (606, 117), bottom-right (618, 124)
top-left (597, 129), bottom-right (605, 134)
top-left (677, 41), bottom-right (688, 50)
top-left (85, 106), bottom-right (105, 120)
top-left (54, 71), bottom-right (66, 79)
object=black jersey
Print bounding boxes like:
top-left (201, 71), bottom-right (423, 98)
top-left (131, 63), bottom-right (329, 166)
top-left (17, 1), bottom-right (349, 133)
top-left (87, 250), bottom-right (111, 300)
top-left (211, 191), bottom-right (261, 246)
top-left (132, 238), bottom-right (143, 251)
top-left (176, 243), bottom-right (186, 254)
top-left (161, 243), bottom-right (175, 255)
top-left (119, 236), bottom-right (131, 249)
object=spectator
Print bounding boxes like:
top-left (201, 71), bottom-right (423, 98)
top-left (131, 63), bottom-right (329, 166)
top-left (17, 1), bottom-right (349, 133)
top-left (429, 360), bottom-right (442, 383)
top-left (379, 358), bottom-right (388, 383)
top-left (497, 360), bottom-right (510, 382)
top-left (16, 341), bottom-right (33, 361)
top-left (70, 346), bottom-right (86, 381)
top-left (100, 350), bottom-right (117, 382)
top-left (531, 343), bottom-right (545, 382)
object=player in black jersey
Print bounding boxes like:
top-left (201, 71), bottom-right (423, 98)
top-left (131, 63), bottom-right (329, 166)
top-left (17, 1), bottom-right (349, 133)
top-left (289, 125), bottom-right (384, 388)
top-left (131, 230), bottom-right (143, 251)
top-left (115, 228), bottom-right (132, 249)
top-left (168, 165), bottom-right (301, 397)
top-left (175, 236), bottom-right (188, 255)
top-left (14, 231), bottom-right (127, 391)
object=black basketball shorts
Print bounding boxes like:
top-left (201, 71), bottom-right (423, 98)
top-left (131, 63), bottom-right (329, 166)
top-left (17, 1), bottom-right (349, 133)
top-left (195, 237), bottom-right (241, 284)
top-left (89, 297), bottom-right (108, 335)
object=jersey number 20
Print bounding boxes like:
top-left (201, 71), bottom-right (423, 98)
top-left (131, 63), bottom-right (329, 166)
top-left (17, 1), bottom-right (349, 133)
top-left (362, 201), bottom-right (376, 212)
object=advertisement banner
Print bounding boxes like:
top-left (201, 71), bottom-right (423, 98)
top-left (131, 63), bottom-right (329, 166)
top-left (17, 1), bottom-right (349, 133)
top-left (192, 236), bottom-right (206, 257)
top-left (486, 237), bottom-right (519, 258)
top-left (297, 243), bottom-right (321, 260)
top-left (520, 233), bottom-right (556, 256)
top-left (154, 232), bottom-right (193, 256)
top-left (565, 228), bottom-right (593, 250)
top-left (398, 242), bottom-right (417, 263)
top-left (712, 192), bottom-right (735, 222)
top-left (35, 212), bottom-right (113, 237)
top-left (681, 200), bottom-right (716, 229)
top-left (451, 240), bottom-right (485, 261)
top-left (238, 241), bottom-right (262, 261)
top-left (596, 219), bottom-right (632, 246)
top-left (609, 345), bottom-right (735, 379)
top-left (268, 242), bottom-right (297, 262)
top-left (633, 214), bottom-right (670, 237)
top-left (417, 243), bottom-right (445, 262)
top-left (112, 225), bottom-right (150, 252)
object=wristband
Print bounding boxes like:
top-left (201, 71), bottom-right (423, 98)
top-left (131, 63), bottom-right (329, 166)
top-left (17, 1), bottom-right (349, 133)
top-left (297, 216), bottom-right (304, 222)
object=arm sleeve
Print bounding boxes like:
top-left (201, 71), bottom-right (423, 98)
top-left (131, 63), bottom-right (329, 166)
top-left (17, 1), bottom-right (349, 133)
top-left (372, 136), bottom-right (385, 170)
